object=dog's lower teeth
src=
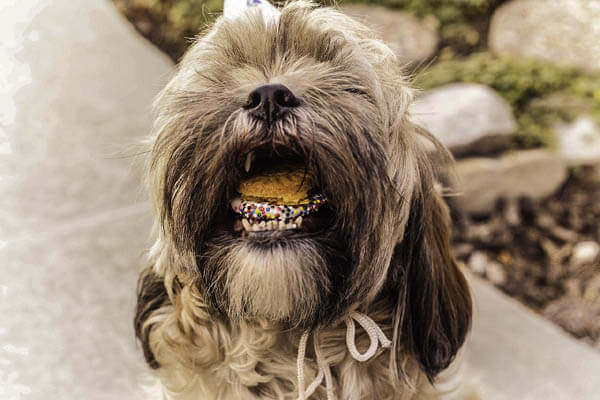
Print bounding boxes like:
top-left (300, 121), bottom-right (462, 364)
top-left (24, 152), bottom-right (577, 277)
top-left (242, 218), bottom-right (252, 232)
top-left (241, 217), bottom-right (303, 233)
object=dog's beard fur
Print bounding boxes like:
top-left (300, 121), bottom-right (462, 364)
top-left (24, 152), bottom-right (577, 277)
top-left (202, 236), bottom-right (338, 326)
top-left (137, 2), bottom-right (473, 398)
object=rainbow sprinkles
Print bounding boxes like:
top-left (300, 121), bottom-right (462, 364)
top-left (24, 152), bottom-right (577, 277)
top-left (232, 194), bottom-right (327, 223)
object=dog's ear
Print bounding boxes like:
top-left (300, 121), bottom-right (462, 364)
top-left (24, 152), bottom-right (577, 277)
top-left (134, 266), bottom-right (170, 370)
top-left (389, 125), bottom-right (472, 383)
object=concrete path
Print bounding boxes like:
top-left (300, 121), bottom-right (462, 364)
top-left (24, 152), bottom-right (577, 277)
top-left (467, 276), bottom-right (600, 400)
top-left (0, 0), bottom-right (172, 398)
top-left (1, 1), bottom-right (599, 399)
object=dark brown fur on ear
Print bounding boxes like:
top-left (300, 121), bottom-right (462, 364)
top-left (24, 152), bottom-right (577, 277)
top-left (134, 266), bottom-right (169, 370)
top-left (390, 131), bottom-right (472, 383)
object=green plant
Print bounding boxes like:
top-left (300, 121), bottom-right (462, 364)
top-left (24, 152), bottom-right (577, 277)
top-left (416, 52), bottom-right (600, 148)
top-left (113, 0), bottom-right (222, 60)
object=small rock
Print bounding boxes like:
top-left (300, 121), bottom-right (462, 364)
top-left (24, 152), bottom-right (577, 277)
top-left (574, 165), bottom-right (600, 186)
top-left (468, 251), bottom-right (488, 275)
top-left (411, 83), bottom-right (517, 157)
top-left (572, 241), bottom-right (600, 265)
top-left (584, 274), bottom-right (600, 302)
top-left (456, 150), bottom-right (568, 215)
top-left (503, 198), bottom-right (521, 227)
top-left (489, 0), bottom-right (600, 72)
top-left (556, 116), bottom-right (600, 166)
top-left (544, 296), bottom-right (595, 339)
top-left (453, 243), bottom-right (474, 259)
top-left (485, 261), bottom-right (507, 286)
top-left (341, 5), bottom-right (439, 65)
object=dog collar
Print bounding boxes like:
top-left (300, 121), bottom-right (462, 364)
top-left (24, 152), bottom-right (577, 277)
top-left (296, 312), bottom-right (392, 400)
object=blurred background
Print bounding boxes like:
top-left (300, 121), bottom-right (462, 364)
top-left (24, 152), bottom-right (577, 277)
top-left (113, 0), bottom-right (600, 353)
top-left (1, 0), bottom-right (599, 399)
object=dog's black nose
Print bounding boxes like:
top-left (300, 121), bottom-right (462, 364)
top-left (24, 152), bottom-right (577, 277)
top-left (244, 84), bottom-right (299, 125)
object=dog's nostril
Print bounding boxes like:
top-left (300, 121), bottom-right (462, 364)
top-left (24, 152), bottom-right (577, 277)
top-left (243, 84), bottom-right (299, 123)
top-left (244, 91), bottom-right (262, 110)
top-left (273, 87), bottom-right (299, 108)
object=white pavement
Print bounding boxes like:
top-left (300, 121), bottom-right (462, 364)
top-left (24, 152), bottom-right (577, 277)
top-left (467, 276), bottom-right (600, 400)
top-left (1, 1), bottom-right (599, 399)
top-left (0, 0), bottom-right (173, 398)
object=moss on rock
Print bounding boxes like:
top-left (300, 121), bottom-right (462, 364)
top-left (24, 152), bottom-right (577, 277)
top-left (416, 52), bottom-right (600, 148)
top-left (112, 0), bottom-right (221, 61)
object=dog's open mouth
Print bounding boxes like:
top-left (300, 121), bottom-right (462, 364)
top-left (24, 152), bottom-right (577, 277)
top-left (229, 148), bottom-right (329, 235)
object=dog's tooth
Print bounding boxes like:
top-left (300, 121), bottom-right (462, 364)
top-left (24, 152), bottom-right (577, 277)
top-left (278, 220), bottom-right (286, 230)
top-left (231, 198), bottom-right (242, 212)
top-left (252, 223), bottom-right (261, 232)
top-left (242, 218), bottom-right (251, 232)
top-left (259, 221), bottom-right (266, 230)
top-left (294, 216), bottom-right (303, 227)
top-left (244, 151), bottom-right (254, 173)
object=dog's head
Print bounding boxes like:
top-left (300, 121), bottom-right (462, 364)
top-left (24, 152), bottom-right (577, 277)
top-left (145, 1), bottom-right (471, 381)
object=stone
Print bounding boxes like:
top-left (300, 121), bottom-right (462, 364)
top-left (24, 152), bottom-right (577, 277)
top-left (456, 150), bottom-right (568, 215)
top-left (489, 0), bottom-right (600, 72)
top-left (410, 83), bottom-right (517, 157)
top-left (485, 261), bottom-right (507, 286)
top-left (468, 251), bottom-right (488, 275)
top-left (341, 5), bottom-right (439, 65)
top-left (571, 241), bottom-right (600, 265)
top-left (555, 116), bottom-right (600, 166)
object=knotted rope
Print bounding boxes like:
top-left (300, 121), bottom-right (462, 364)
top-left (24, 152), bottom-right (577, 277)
top-left (296, 312), bottom-right (392, 400)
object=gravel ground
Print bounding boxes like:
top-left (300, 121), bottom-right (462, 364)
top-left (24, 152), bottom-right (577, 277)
top-left (453, 174), bottom-right (600, 349)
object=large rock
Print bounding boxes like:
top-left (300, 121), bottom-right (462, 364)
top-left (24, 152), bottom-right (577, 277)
top-left (341, 5), bottom-right (439, 65)
top-left (410, 83), bottom-right (517, 157)
top-left (555, 116), bottom-right (600, 166)
top-left (456, 150), bottom-right (568, 215)
top-left (489, 0), bottom-right (600, 72)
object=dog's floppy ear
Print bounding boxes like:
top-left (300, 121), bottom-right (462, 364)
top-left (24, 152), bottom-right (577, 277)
top-left (390, 125), bottom-right (472, 382)
top-left (134, 266), bottom-right (170, 370)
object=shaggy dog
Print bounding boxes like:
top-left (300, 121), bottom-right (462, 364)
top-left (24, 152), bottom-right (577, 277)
top-left (135, 2), bottom-right (473, 399)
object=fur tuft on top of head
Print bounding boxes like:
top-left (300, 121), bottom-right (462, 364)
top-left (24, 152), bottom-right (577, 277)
top-left (137, 2), bottom-right (472, 397)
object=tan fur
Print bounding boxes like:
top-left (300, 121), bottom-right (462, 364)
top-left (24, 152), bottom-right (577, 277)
top-left (144, 281), bottom-right (444, 400)
top-left (136, 2), bottom-right (475, 399)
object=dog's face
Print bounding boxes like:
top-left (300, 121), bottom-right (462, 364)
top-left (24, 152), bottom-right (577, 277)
top-left (146, 2), bottom-right (471, 380)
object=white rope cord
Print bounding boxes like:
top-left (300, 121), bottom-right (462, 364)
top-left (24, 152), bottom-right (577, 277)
top-left (313, 331), bottom-right (335, 400)
top-left (296, 312), bottom-right (392, 400)
top-left (345, 312), bottom-right (392, 362)
top-left (297, 331), bottom-right (324, 400)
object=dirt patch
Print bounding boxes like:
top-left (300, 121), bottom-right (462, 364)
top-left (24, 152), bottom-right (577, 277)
top-left (453, 174), bottom-right (600, 348)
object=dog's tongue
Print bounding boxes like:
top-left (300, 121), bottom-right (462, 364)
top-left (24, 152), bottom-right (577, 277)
top-left (231, 165), bottom-right (327, 222)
